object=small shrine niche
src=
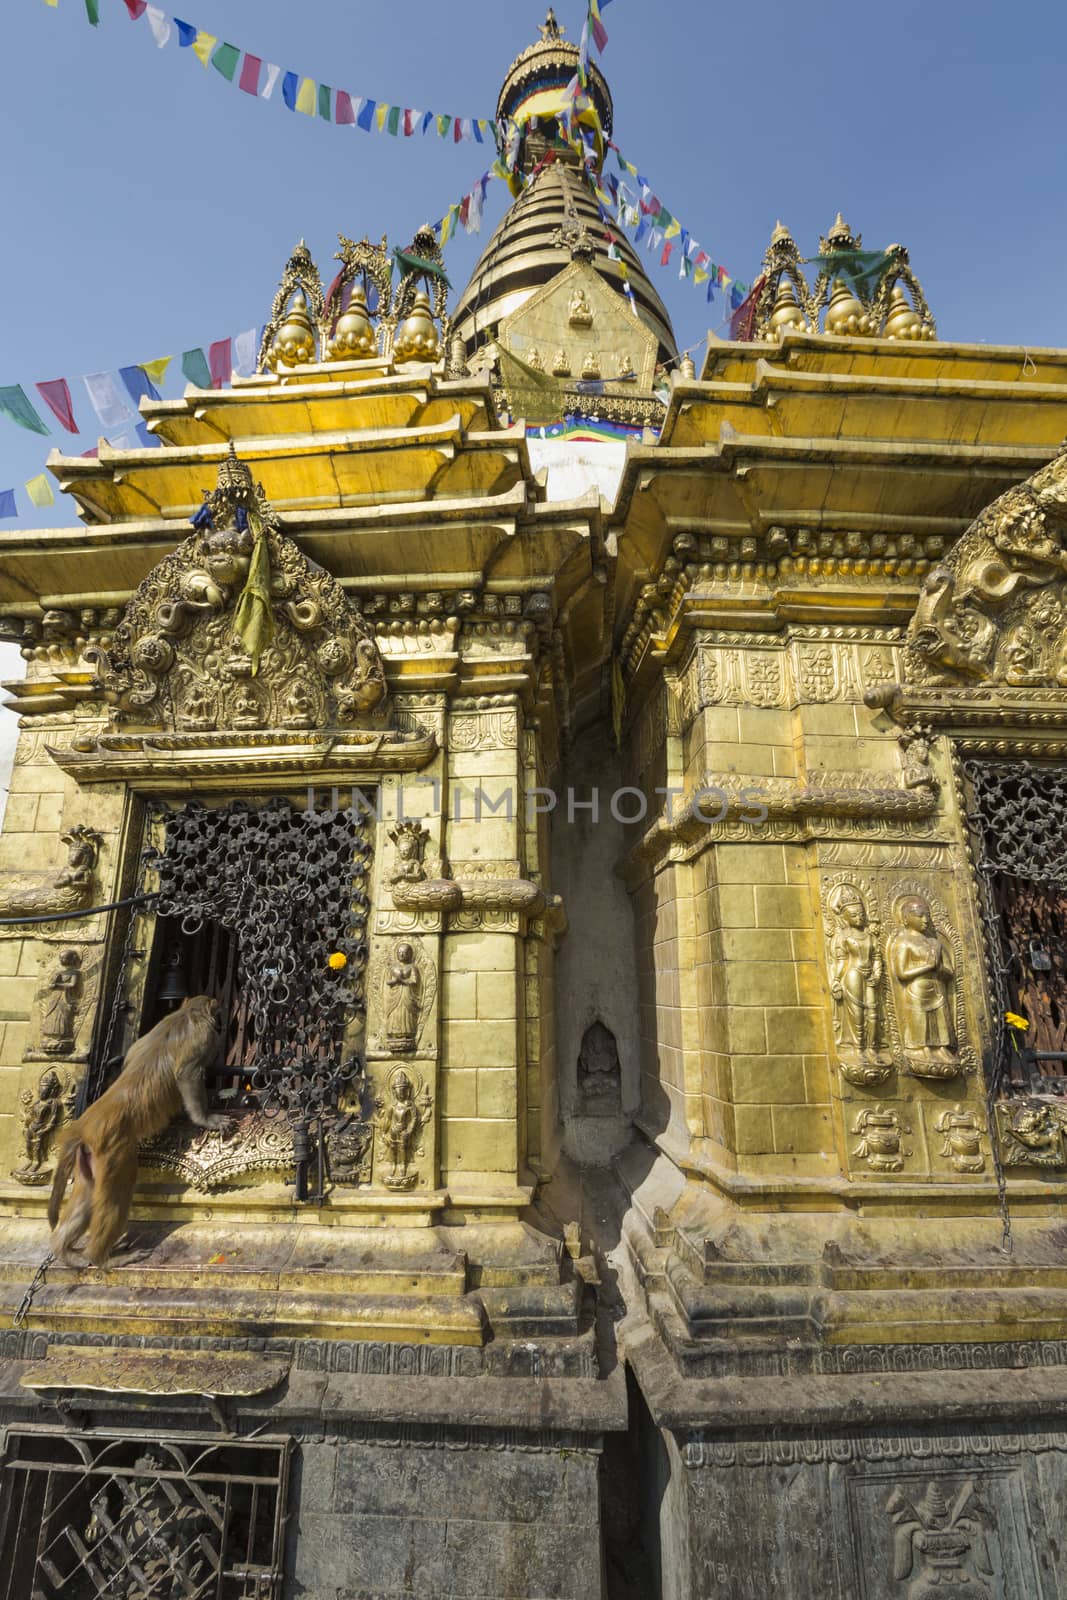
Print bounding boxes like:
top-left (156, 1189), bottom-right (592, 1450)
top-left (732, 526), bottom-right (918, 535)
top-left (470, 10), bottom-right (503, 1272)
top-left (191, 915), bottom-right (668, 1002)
top-left (577, 1019), bottom-right (622, 1114)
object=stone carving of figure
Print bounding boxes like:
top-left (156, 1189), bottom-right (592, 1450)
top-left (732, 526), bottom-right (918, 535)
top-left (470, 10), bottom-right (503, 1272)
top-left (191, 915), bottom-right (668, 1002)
top-left (282, 679), bottom-right (316, 728)
top-left (375, 1067), bottom-right (431, 1189)
top-left (617, 352), bottom-right (635, 379)
top-left (577, 1019), bottom-right (622, 1114)
top-left (232, 683), bottom-right (262, 728)
top-left (826, 884), bottom-right (888, 1083)
top-left (552, 349), bottom-right (571, 377)
top-left (568, 286), bottom-right (593, 327)
top-left (383, 941), bottom-right (422, 1053)
top-left (581, 351), bottom-right (601, 379)
top-left (387, 820), bottom-right (429, 885)
top-left (40, 948), bottom-right (82, 1056)
top-left (1001, 621), bottom-right (1043, 685)
top-left (526, 346), bottom-right (544, 372)
top-left (12, 1069), bottom-right (75, 1184)
top-left (887, 895), bottom-right (958, 1075)
top-left (900, 727), bottom-right (937, 791)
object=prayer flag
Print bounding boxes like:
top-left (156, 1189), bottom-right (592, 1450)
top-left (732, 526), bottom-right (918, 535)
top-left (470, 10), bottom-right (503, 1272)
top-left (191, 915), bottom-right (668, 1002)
top-left (318, 83), bottom-right (332, 120)
top-left (357, 98), bottom-right (376, 130)
top-left (35, 379), bottom-right (78, 434)
top-left (262, 63), bottom-right (281, 99)
top-left (474, 120), bottom-right (488, 142)
top-left (386, 105), bottom-right (401, 135)
top-left (233, 327), bottom-right (258, 376)
top-left (142, 356), bottom-right (172, 389)
top-left (211, 42), bottom-right (240, 82)
top-left (84, 0), bottom-right (100, 23)
top-left (436, 114), bottom-right (452, 138)
top-left (239, 53), bottom-right (262, 95)
top-left (25, 474), bottom-right (54, 508)
top-left (403, 108), bottom-right (420, 136)
top-left (43, 0), bottom-right (60, 9)
top-left (661, 242), bottom-right (674, 267)
top-left (145, 6), bottom-right (171, 46)
top-left (295, 77), bottom-right (316, 115)
top-left (119, 364), bottom-right (160, 407)
top-left (282, 71), bottom-right (299, 111)
top-left (0, 386), bottom-right (50, 437)
top-left (181, 348), bottom-right (212, 389)
top-left (84, 372), bottom-right (134, 432)
top-left (421, 111), bottom-right (434, 134)
top-left (208, 338), bottom-right (233, 389)
top-left (122, 0), bottom-right (148, 18)
top-left (135, 422), bottom-right (158, 448)
top-left (376, 103), bottom-right (389, 131)
top-left (335, 89), bottom-right (355, 124)
top-left (175, 20), bottom-right (196, 48)
top-left (191, 31), bottom-right (217, 67)
top-left (0, 491), bottom-right (16, 520)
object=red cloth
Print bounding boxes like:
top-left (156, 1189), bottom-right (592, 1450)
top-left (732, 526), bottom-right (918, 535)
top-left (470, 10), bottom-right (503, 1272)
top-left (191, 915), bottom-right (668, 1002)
top-left (335, 90), bottom-right (355, 124)
top-left (208, 339), bottom-right (233, 390)
top-left (729, 275), bottom-right (766, 342)
top-left (122, 0), bottom-right (148, 17)
top-left (35, 379), bottom-right (78, 434)
top-left (239, 53), bottom-right (262, 95)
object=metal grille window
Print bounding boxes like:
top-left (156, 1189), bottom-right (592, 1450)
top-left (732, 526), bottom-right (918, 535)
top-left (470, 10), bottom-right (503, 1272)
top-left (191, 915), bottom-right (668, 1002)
top-left (962, 760), bottom-right (1067, 1094)
top-left (0, 1430), bottom-right (289, 1599)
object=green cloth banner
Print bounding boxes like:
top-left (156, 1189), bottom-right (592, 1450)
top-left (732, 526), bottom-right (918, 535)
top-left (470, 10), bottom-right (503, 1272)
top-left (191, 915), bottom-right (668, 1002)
top-left (84, 0), bottom-right (100, 24)
top-left (806, 248), bottom-right (892, 294)
top-left (393, 249), bottom-right (450, 289)
top-left (0, 385), bottom-right (50, 436)
top-left (318, 83), bottom-right (332, 121)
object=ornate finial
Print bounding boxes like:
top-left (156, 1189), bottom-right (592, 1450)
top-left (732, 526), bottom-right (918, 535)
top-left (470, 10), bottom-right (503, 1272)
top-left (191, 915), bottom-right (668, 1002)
top-left (216, 441), bottom-right (255, 498)
top-left (820, 212), bottom-right (862, 253)
top-left (753, 219), bottom-right (812, 341)
top-left (771, 220), bottom-right (793, 246)
top-left (386, 228), bottom-right (450, 355)
top-left (257, 241), bottom-right (327, 372)
top-left (824, 278), bottom-right (871, 337)
top-left (540, 8), bottom-right (564, 40)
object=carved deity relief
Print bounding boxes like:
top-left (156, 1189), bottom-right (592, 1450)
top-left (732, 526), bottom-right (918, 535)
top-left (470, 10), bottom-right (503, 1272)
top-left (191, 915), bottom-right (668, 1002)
top-left (374, 1064), bottom-right (432, 1189)
top-left (90, 448), bottom-right (387, 734)
top-left (26, 942), bottom-right (101, 1062)
top-left (12, 1068), bottom-right (78, 1185)
top-left (373, 937), bottom-right (436, 1054)
top-left (885, 888), bottom-right (961, 1080)
top-left (387, 819), bottom-right (429, 885)
top-left (905, 445), bottom-right (1067, 690)
top-left (852, 1104), bottom-right (911, 1172)
top-left (886, 1479), bottom-right (994, 1599)
top-left (0, 824), bottom-right (102, 924)
top-left (823, 879), bottom-right (892, 1086)
top-left (935, 1104), bottom-right (985, 1174)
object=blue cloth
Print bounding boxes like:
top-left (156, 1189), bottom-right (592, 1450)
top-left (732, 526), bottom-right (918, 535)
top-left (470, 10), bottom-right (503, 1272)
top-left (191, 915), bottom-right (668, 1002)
top-left (120, 365), bottom-right (160, 407)
top-left (0, 489), bottom-right (16, 519)
top-left (174, 19), bottom-right (196, 46)
top-left (357, 99), bottom-right (375, 131)
top-left (282, 71), bottom-right (299, 111)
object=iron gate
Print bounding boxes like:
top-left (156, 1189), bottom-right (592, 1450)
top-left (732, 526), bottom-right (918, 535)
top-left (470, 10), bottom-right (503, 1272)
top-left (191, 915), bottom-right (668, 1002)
top-left (0, 1430), bottom-right (289, 1600)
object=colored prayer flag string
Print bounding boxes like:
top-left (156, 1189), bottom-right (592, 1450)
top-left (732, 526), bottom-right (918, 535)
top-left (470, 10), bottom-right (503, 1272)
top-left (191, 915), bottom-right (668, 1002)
top-left (71, 0), bottom-right (495, 144)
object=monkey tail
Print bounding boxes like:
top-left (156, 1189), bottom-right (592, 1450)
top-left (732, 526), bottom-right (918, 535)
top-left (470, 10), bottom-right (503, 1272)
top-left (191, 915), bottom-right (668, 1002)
top-left (47, 1137), bottom-right (79, 1230)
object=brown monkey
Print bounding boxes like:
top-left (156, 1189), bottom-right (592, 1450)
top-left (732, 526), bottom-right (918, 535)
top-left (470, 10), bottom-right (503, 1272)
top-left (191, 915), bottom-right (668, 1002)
top-left (48, 995), bottom-right (229, 1266)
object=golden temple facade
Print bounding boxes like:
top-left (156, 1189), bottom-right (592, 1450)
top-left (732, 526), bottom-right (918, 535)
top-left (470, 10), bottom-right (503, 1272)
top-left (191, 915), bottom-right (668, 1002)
top-left (0, 14), bottom-right (1066, 1599)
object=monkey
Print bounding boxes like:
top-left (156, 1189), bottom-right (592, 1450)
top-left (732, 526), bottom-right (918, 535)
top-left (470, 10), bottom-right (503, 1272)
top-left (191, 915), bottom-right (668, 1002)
top-left (48, 995), bottom-right (230, 1267)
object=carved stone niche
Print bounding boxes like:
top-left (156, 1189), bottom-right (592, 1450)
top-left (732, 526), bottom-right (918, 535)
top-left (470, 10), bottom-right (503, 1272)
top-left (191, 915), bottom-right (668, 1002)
top-left (904, 444), bottom-right (1067, 693)
top-left (87, 449), bottom-right (387, 738)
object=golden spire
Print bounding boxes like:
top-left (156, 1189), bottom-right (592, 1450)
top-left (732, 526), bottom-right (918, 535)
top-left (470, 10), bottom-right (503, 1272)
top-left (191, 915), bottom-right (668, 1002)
top-left (393, 290), bottom-right (442, 364)
top-left (539, 8), bottom-right (564, 40)
top-left (767, 279), bottom-right (809, 340)
top-left (824, 278), bottom-right (871, 337)
top-left (327, 287), bottom-right (376, 361)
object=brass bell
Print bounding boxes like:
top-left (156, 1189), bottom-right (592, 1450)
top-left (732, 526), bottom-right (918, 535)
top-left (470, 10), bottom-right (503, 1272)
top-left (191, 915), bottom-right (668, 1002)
top-left (393, 290), bottom-right (441, 364)
top-left (157, 941), bottom-right (189, 1011)
top-left (328, 286), bottom-right (376, 361)
top-left (272, 289), bottom-right (317, 369)
top-left (824, 278), bottom-right (870, 337)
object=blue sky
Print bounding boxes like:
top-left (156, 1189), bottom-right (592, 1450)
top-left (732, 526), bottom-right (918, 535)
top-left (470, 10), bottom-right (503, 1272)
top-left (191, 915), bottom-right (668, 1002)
top-left (0, 0), bottom-right (1063, 530)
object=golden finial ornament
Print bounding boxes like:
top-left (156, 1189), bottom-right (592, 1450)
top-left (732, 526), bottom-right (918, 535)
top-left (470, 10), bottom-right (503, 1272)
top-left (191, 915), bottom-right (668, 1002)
top-left (328, 286), bottom-right (376, 361)
top-left (824, 278), bottom-right (871, 337)
top-left (393, 290), bottom-right (441, 364)
top-left (539, 8), bottom-right (564, 41)
top-left (881, 284), bottom-right (924, 341)
top-left (821, 212), bottom-right (861, 253)
top-left (768, 279), bottom-right (809, 340)
top-left (272, 289), bottom-right (317, 368)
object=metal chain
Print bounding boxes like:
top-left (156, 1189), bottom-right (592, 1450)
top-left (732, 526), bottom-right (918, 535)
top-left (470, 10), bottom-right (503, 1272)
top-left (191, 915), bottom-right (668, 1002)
top-left (12, 1250), bottom-right (53, 1330)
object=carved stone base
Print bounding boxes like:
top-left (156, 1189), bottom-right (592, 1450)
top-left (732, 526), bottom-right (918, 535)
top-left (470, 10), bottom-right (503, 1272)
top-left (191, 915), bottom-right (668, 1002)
top-left (838, 1054), bottom-right (893, 1087)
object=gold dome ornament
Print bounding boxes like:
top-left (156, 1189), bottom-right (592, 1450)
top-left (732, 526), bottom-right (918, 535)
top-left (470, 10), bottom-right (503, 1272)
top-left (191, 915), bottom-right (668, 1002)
top-left (328, 286), bottom-right (376, 360)
top-left (393, 290), bottom-right (442, 364)
top-left (882, 284), bottom-right (926, 341)
top-left (271, 289), bottom-right (317, 368)
top-left (767, 278), bottom-right (809, 340)
top-left (824, 278), bottom-right (871, 337)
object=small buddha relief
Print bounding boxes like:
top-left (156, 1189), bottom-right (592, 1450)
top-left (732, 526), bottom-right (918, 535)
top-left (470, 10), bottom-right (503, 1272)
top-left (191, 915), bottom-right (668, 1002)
top-left (568, 286), bottom-right (593, 327)
top-left (552, 349), bottom-right (571, 377)
top-left (885, 887), bottom-right (962, 1079)
top-left (526, 346), bottom-right (544, 373)
top-left (822, 879), bottom-right (892, 1086)
top-left (373, 937), bottom-right (437, 1055)
top-left (580, 351), bottom-right (601, 380)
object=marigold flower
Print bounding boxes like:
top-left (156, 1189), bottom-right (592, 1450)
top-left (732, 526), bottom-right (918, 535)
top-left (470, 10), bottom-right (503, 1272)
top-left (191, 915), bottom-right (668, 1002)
top-left (327, 952), bottom-right (348, 971)
top-left (1004, 1011), bottom-right (1030, 1030)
